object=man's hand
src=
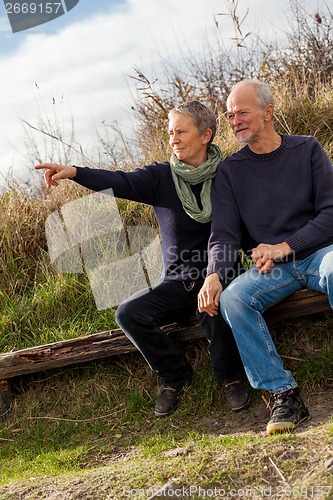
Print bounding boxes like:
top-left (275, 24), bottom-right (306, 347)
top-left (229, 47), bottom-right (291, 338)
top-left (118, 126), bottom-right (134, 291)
top-left (198, 273), bottom-right (222, 316)
top-left (251, 242), bottom-right (292, 274)
top-left (34, 163), bottom-right (77, 188)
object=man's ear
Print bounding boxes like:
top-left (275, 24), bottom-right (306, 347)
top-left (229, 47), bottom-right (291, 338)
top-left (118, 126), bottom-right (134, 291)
top-left (202, 128), bottom-right (213, 144)
top-left (264, 104), bottom-right (274, 122)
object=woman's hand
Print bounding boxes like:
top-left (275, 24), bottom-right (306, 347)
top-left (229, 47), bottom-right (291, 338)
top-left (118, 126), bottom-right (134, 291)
top-left (34, 163), bottom-right (77, 188)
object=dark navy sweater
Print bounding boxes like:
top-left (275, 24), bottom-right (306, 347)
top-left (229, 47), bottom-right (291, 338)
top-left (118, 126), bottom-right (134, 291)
top-left (74, 162), bottom-right (211, 282)
top-left (207, 134), bottom-right (333, 280)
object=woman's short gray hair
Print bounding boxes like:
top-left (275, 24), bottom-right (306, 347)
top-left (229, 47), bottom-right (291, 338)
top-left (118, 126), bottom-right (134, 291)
top-left (168, 100), bottom-right (217, 145)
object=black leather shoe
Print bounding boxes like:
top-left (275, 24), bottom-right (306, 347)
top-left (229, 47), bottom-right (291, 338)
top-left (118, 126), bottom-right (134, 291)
top-left (224, 379), bottom-right (251, 412)
top-left (155, 386), bottom-right (183, 418)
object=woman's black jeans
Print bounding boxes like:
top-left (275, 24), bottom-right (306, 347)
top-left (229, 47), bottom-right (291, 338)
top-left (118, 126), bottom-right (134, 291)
top-left (115, 278), bottom-right (244, 388)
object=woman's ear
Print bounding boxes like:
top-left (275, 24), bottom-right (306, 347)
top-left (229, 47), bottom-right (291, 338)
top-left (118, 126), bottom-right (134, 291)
top-left (202, 128), bottom-right (213, 145)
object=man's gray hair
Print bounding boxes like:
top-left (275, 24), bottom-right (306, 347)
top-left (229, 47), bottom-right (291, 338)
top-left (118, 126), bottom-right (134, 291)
top-left (230, 79), bottom-right (274, 110)
top-left (168, 100), bottom-right (217, 145)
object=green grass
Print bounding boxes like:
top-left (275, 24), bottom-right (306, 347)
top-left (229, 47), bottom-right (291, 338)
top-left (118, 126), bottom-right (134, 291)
top-left (1, 408), bottom-right (332, 497)
top-left (0, 273), bottom-right (118, 352)
top-left (0, 326), bottom-right (332, 497)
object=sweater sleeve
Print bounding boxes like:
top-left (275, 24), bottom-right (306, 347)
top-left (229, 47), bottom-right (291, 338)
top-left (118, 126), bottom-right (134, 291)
top-left (207, 162), bottom-right (243, 281)
top-left (285, 139), bottom-right (333, 253)
top-left (73, 163), bottom-right (162, 205)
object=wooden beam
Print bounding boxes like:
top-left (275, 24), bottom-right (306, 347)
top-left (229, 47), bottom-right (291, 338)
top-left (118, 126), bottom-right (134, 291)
top-left (0, 319), bottom-right (205, 380)
top-left (264, 289), bottom-right (330, 322)
top-left (0, 289), bottom-right (330, 381)
top-left (0, 330), bottom-right (137, 380)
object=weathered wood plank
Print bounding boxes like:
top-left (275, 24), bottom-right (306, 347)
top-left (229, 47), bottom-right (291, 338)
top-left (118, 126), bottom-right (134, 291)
top-left (0, 320), bottom-right (205, 380)
top-left (264, 289), bottom-right (330, 322)
top-left (0, 289), bottom-right (330, 380)
top-left (0, 330), bottom-right (137, 379)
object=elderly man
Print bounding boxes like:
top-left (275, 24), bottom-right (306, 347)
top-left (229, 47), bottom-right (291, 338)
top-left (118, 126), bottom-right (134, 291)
top-left (198, 79), bottom-right (333, 434)
top-left (35, 100), bottom-right (249, 419)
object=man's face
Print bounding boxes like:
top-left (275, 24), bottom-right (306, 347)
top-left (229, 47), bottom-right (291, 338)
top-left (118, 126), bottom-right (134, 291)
top-left (168, 113), bottom-right (209, 167)
top-left (226, 85), bottom-right (266, 145)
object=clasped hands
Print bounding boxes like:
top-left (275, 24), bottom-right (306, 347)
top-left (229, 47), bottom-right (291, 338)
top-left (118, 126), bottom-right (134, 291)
top-left (251, 242), bottom-right (292, 272)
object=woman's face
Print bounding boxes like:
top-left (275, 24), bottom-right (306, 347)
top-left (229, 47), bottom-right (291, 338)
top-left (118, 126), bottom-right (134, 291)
top-left (168, 113), bottom-right (211, 167)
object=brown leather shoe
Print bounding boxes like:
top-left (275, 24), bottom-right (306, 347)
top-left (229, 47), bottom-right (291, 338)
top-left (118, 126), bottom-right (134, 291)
top-left (224, 379), bottom-right (251, 412)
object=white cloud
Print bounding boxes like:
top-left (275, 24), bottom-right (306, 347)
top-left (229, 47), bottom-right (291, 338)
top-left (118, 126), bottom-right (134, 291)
top-left (0, 0), bottom-right (321, 187)
top-left (0, 0), bottom-right (219, 181)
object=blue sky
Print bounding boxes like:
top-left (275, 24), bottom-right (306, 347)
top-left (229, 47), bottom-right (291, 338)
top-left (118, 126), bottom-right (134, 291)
top-left (0, 0), bottom-right (123, 52)
top-left (0, 0), bottom-right (323, 187)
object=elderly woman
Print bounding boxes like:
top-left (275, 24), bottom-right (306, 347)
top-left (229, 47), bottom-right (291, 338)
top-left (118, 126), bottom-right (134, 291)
top-left (35, 100), bottom-right (249, 418)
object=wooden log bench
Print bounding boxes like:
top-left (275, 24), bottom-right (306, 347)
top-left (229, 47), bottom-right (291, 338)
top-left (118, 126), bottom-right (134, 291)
top-left (0, 289), bottom-right (331, 420)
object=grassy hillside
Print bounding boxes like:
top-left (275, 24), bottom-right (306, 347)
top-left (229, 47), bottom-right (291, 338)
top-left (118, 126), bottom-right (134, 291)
top-left (0, 324), bottom-right (332, 497)
top-left (0, 2), bottom-right (332, 496)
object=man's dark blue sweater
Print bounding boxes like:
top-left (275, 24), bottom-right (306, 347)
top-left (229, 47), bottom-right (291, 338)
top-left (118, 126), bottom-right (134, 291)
top-left (207, 134), bottom-right (333, 281)
top-left (74, 162), bottom-right (211, 282)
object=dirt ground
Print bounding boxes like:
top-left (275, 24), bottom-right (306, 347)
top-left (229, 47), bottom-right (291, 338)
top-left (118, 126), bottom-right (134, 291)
top-left (0, 390), bottom-right (332, 500)
top-left (201, 387), bottom-right (333, 435)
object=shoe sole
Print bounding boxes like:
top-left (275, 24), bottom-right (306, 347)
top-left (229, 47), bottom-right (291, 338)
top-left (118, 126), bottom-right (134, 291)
top-left (155, 407), bottom-right (178, 418)
top-left (154, 400), bottom-right (179, 418)
top-left (266, 414), bottom-right (310, 435)
top-left (228, 395), bottom-right (251, 412)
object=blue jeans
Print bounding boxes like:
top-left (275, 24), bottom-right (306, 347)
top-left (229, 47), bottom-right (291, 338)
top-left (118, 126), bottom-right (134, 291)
top-left (219, 244), bottom-right (333, 394)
